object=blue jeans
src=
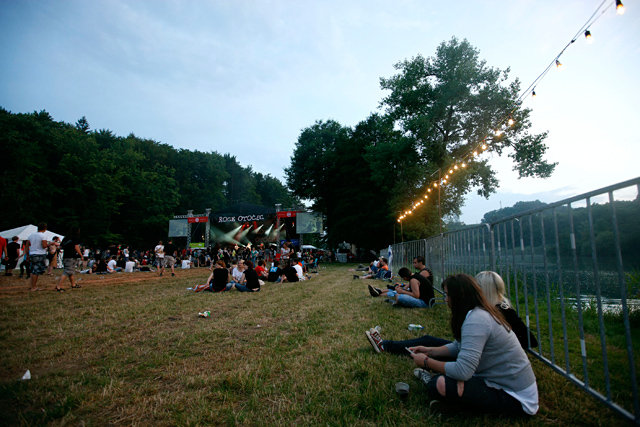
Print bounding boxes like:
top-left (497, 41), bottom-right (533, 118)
top-left (387, 291), bottom-right (429, 308)
top-left (235, 284), bottom-right (259, 292)
top-left (209, 283), bottom-right (233, 292)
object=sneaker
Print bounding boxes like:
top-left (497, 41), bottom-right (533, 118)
top-left (368, 284), bottom-right (381, 297)
top-left (365, 329), bottom-right (384, 353)
top-left (159, 273), bottom-right (163, 276)
top-left (429, 399), bottom-right (445, 412)
top-left (413, 368), bottom-right (432, 386)
top-left (387, 284), bottom-right (396, 290)
top-left (171, 273), bottom-right (176, 277)
top-left (353, 275), bottom-right (360, 280)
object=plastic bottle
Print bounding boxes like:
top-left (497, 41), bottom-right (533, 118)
top-left (408, 324), bottom-right (424, 331)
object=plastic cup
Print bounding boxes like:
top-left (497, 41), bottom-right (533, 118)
top-left (395, 382), bottom-right (409, 397)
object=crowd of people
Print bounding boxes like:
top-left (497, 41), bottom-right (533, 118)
top-left (2, 226), bottom-right (539, 417)
top-left (0, 225), bottom-right (319, 292)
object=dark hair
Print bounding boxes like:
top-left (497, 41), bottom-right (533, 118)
top-left (413, 255), bottom-right (425, 265)
top-left (443, 273), bottom-right (510, 341)
top-left (37, 222), bottom-right (47, 231)
top-left (274, 260), bottom-right (280, 267)
top-left (245, 260), bottom-right (254, 269)
top-left (380, 257), bottom-right (388, 264)
top-left (69, 226), bottom-right (80, 238)
top-left (398, 267), bottom-right (412, 279)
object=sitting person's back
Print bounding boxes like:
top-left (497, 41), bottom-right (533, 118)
top-left (211, 263), bottom-right (230, 292)
top-left (281, 260), bottom-right (299, 283)
top-left (268, 261), bottom-right (283, 282)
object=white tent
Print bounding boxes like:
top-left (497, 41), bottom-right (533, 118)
top-left (301, 245), bottom-right (317, 250)
top-left (0, 224), bottom-right (65, 245)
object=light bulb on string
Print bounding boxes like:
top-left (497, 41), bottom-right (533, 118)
top-left (473, 151), bottom-right (478, 157)
top-left (445, 174), bottom-right (449, 179)
top-left (508, 116), bottom-right (515, 127)
top-left (556, 59), bottom-right (563, 70)
top-left (495, 129), bottom-right (503, 136)
top-left (462, 162), bottom-right (466, 168)
top-left (454, 165), bottom-right (458, 170)
top-left (532, 90), bottom-right (537, 98)
top-left (433, 182), bottom-right (438, 188)
top-left (616, 0), bottom-right (625, 15)
top-left (449, 169), bottom-right (453, 174)
top-left (428, 188), bottom-right (432, 192)
top-left (585, 30), bottom-right (593, 43)
top-left (482, 143), bottom-right (488, 150)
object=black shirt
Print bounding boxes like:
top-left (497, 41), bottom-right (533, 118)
top-left (412, 273), bottom-right (435, 306)
top-left (244, 268), bottom-right (260, 290)
top-left (7, 241), bottom-right (20, 260)
top-left (267, 266), bottom-right (283, 282)
top-left (164, 243), bottom-right (177, 257)
top-left (282, 266), bottom-right (299, 282)
top-left (211, 268), bottom-right (229, 292)
top-left (61, 236), bottom-right (81, 258)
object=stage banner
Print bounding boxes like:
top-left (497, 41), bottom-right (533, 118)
top-left (277, 211), bottom-right (298, 219)
top-left (168, 219), bottom-right (189, 237)
top-left (188, 216), bottom-right (209, 223)
top-left (296, 212), bottom-right (323, 234)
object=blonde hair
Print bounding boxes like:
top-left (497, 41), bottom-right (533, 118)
top-left (475, 271), bottom-right (510, 307)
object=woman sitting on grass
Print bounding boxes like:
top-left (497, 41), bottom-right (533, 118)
top-left (194, 260), bottom-right (233, 293)
top-left (408, 273), bottom-right (538, 415)
top-left (234, 260), bottom-right (261, 292)
top-left (365, 271), bottom-right (537, 354)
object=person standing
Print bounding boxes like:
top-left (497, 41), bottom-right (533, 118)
top-left (5, 236), bottom-right (21, 276)
top-left (0, 236), bottom-right (7, 273)
top-left (154, 240), bottom-right (165, 276)
top-left (24, 222), bottom-right (49, 291)
top-left (46, 236), bottom-right (60, 275)
top-left (55, 226), bottom-right (84, 291)
top-left (163, 239), bottom-right (177, 277)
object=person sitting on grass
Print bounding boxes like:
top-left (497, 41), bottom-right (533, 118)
top-left (365, 271), bottom-right (537, 355)
top-left (234, 260), bottom-right (261, 292)
top-left (194, 260), bottom-right (234, 292)
top-left (408, 273), bottom-right (538, 415)
top-left (292, 256), bottom-right (312, 281)
top-left (281, 259), bottom-right (299, 283)
top-left (267, 260), bottom-right (283, 282)
top-left (354, 257), bottom-right (390, 280)
top-left (255, 259), bottom-right (268, 280)
top-left (367, 267), bottom-right (434, 308)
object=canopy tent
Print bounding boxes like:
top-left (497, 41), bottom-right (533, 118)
top-left (0, 224), bottom-right (65, 245)
top-left (301, 245), bottom-right (317, 250)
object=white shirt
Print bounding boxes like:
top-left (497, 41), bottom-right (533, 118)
top-left (125, 261), bottom-right (135, 273)
top-left (155, 245), bottom-right (164, 258)
top-left (232, 267), bottom-right (244, 282)
top-left (28, 232), bottom-right (47, 256)
top-left (107, 259), bottom-right (117, 271)
top-left (293, 264), bottom-right (303, 279)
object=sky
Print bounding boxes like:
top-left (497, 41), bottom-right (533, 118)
top-left (1, 0), bottom-right (639, 224)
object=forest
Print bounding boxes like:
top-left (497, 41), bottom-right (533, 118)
top-left (0, 108), bottom-right (296, 249)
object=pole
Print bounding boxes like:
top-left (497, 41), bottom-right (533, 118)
top-left (438, 169), bottom-right (442, 235)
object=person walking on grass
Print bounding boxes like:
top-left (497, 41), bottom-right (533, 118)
top-left (154, 240), bottom-right (165, 276)
top-left (163, 239), bottom-right (177, 277)
top-left (54, 226), bottom-right (84, 292)
top-left (24, 222), bottom-right (48, 291)
top-left (46, 236), bottom-right (60, 275)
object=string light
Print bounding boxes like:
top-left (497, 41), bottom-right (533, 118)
top-left (396, 1), bottom-right (629, 221)
top-left (585, 30), bottom-right (593, 43)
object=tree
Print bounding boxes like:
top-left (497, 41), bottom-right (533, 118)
top-left (380, 37), bottom-right (556, 222)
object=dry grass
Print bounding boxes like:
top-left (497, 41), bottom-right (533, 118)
top-left (0, 265), bottom-right (627, 426)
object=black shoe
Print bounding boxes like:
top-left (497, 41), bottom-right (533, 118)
top-left (171, 273), bottom-right (175, 277)
top-left (353, 275), bottom-right (360, 280)
top-left (387, 284), bottom-right (396, 290)
top-left (368, 284), bottom-right (381, 297)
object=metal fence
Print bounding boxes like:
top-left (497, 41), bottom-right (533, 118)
top-left (386, 177), bottom-right (640, 424)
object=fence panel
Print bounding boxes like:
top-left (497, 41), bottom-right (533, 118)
top-left (385, 177), bottom-right (640, 423)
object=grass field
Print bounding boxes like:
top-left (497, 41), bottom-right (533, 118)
top-left (0, 264), bottom-right (628, 426)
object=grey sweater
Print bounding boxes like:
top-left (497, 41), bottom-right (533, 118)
top-left (444, 307), bottom-right (537, 393)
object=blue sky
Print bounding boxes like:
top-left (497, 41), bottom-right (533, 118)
top-left (1, 0), bottom-right (639, 223)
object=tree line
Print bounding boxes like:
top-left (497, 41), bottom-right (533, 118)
top-left (286, 37), bottom-right (557, 251)
top-left (0, 108), bottom-right (296, 249)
